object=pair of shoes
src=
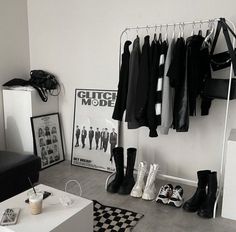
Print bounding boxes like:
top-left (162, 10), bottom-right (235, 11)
top-left (156, 184), bottom-right (184, 208)
top-left (107, 147), bottom-right (136, 195)
top-left (183, 170), bottom-right (217, 218)
top-left (130, 161), bottom-right (159, 201)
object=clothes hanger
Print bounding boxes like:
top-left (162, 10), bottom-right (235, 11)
top-left (181, 23), bottom-right (184, 38)
top-left (206, 28), bottom-right (210, 36)
top-left (164, 24), bottom-right (168, 41)
top-left (191, 21), bottom-right (195, 36)
top-left (178, 23), bottom-right (181, 38)
top-left (146, 25), bottom-right (149, 35)
top-left (198, 21), bottom-right (203, 36)
top-left (159, 24), bottom-right (162, 43)
top-left (172, 24), bottom-right (176, 39)
top-left (136, 26), bottom-right (139, 38)
top-left (154, 25), bottom-right (157, 42)
top-left (203, 20), bottom-right (215, 44)
top-left (202, 20), bottom-right (215, 49)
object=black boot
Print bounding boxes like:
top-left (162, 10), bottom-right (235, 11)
top-left (107, 147), bottom-right (124, 193)
top-left (198, 172), bottom-right (217, 218)
top-left (183, 170), bottom-right (211, 212)
top-left (118, 148), bottom-right (136, 195)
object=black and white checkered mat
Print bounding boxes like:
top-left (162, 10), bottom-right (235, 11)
top-left (93, 200), bottom-right (144, 232)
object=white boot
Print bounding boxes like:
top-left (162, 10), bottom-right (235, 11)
top-left (142, 163), bottom-right (159, 200)
top-left (130, 161), bottom-right (147, 198)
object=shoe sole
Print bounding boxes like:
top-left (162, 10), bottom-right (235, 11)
top-left (156, 198), bottom-right (169, 204)
top-left (168, 200), bottom-right (183, 208)
top-left (130, 192), bottom-right (142, 198)
top-left (142, 193), bottom-right (155, 201)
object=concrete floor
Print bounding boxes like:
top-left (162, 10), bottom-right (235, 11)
top-left (39, 161), bottom-right (236, 232)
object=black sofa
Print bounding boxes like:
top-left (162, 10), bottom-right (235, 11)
top-left (0, 150), bottom-right (41, 202)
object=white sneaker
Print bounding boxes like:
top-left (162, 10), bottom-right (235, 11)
top-left (130, 161), bottom-right (147, 198)
top-left (156, 184), bottom-right (173, 204)
top-left (168, 185), bottom-right (184, 208)
top-left (142, 163), bottom-right (159, 200)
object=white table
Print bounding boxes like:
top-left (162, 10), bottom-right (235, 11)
top-left (0, 184), bottom-right (93, 232)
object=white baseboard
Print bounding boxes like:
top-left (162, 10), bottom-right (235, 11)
top-left (158, 174), bottom-right (197, 187)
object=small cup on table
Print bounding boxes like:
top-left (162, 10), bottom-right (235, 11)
top-left (28, 190), bottom-right (43, 215)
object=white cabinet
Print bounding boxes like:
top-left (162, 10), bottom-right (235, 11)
top-left (3, 87), bottom-right (59, 154)
top-left (222, 129), bottom-right (236, 220)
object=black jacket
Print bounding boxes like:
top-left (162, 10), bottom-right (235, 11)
top-left (167, 37), bottom-right (189, 132)
top-left (186, 35), bottom-right (212, 116)
top-left (135, 35), bottom-right (151, 125)
top-left (126, 36), bottom-right (143, 129)
top-left (112, 40), bottom-right (132, 121)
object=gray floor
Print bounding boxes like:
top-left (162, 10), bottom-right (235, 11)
top-left (39, 161), bottom-right (236, 232)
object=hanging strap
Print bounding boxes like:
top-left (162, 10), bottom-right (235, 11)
top-left (210, 19), bottom-right (222, 56)
top-left (210, 18), bottom-right (236, 76)
top-left (221, 18), bottom-right (236, 76)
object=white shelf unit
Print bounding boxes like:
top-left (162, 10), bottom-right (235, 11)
top-left (3, 87), bottom-right (59, 154)
top-left (222, 129), bottom-right (236, 220)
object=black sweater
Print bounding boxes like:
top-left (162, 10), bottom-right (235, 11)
top-left (147, 39), bottom-right (161, 137)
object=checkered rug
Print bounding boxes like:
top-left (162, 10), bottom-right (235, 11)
top-left (93, 200), bottom-right (144, 232)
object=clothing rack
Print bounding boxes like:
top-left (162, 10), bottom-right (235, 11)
top-left (116, 18), bottom-right (236, 218)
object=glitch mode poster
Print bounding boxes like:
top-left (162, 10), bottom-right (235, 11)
top-left (71, 89), bottom-right (118, 172)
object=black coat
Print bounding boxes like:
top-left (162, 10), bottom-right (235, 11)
top-left (126, 36), bottom-right (142, 129)
top-left (112, 40), bottom-right (132, 121)
top-left (135, 35), bottom-right (151, 125)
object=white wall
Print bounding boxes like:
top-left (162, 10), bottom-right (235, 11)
top-left (27, 0), bottom-right (236, 182)
top-left (0, 0), bottom-right (30, 149)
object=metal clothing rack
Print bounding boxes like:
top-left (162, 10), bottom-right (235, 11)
top-left (115, 18), bottom-right (235, 218)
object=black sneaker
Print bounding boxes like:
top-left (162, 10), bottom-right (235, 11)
top-left (156, 184), bottom-right (173, 204)
top-left (168, 185), bottom-right (184, 208)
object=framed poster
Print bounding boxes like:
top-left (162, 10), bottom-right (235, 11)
top-left (31, 113), bottom-right (65, 169)
top-left (71, 89), bottom-right (118, 172)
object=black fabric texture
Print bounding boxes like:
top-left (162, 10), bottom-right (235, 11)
top-left (3, 78), bottom-right (29, 87)
top-left (112, 40), bottom-right (132, 121)
top-left (0, 151), bottom-right (41, 202)
top-left (167, 37), bottom-right (188, 132)
top-left (135, 35), bottom-right (151, 125)
top-left (125, 36), bottom-right (143, 129)
top-left (147, 38), bottom-right (161, 137)
top-left (185, 35), bottom-right (212, 116)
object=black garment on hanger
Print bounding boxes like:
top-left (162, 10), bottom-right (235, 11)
top-left (126, 36), bottom-right (143, 129)
top-left (155, 40), bottom-right (168, 130)
top-left (167, 37), bottom-right (189, 132)
top-left (186, 35), bottom-right (212, 116)
top-left (200, 36), bottom-right (213, 116)
top-left (135, 35), bottom-right (151, 125)
top-left (147, 39), bottom-right (161, 137)
top-left (112, 40), bottom-right (132, 121)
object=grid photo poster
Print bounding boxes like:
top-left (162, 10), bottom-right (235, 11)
top-left (71, 89), bottom-right (118, 172)
top-left (31, 113), bottom-right (64, 169)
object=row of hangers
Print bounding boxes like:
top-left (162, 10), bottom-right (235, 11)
top-left (124, 20), bottom-right (216, 44)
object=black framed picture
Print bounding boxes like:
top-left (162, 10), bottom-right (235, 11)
top-left (31, 113), bottom-right (64, 169)
top-left (71, 89), bottom-right (118, 172)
